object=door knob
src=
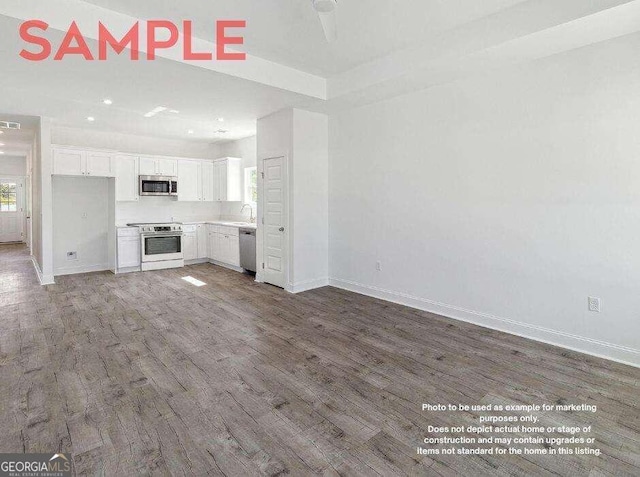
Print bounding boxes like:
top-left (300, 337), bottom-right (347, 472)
top-left (279, 227), bottom-right (285, 232)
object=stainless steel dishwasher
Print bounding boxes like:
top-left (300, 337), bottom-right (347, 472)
top-left (239, 227), bottom-right (257, 272)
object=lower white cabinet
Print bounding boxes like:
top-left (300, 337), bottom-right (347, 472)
top-left (197, 224), bottom-right (208, 258)
top-left (183, 232), bottom-right (198, 261)
top-left (117, 229), bottom-right (141, 269)
top-left (183, 224), bottom-right (208, 261)
top-left (208, 225), bottom-right (240, 267)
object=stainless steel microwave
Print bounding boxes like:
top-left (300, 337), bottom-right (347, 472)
top-left (139, 175), bottom-right (178, 196)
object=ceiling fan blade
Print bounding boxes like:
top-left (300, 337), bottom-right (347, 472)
top-left (317, 10), bottom-right (337, 42)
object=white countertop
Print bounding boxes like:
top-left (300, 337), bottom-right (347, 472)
top-left (118, 221), bottom-right (257, 229)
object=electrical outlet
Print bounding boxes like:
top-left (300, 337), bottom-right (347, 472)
top-left (376, 261), bottom-right (382, 272)
top-left (67, 251), bottom-right (78, 261)
top-left (588, 296), bottom-right (601, 313)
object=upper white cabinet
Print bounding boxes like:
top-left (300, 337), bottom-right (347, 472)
top-left (86, 152), bottom-right (115, 177)
top-left (177, 160), bottom-right (202, 202)
top-left (139, 157), bottom-right (156, 175)
top-left (52, 148), bottom-right (84, 176)
top-left (139, 156), bottom-right (178, 176)
top-left (213, 158), bottom-right (242, 202)
top-left (201, 161), bottom-right (215, 202)
top-left (53, 147), bottom-right (114, 177)
top-left (158, 158), bottom-right (178, 176)
top-left (115, 155), bottom-right (139, 202)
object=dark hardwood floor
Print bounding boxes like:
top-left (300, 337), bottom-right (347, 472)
top-left (1, 243), bottom-right (639, 476)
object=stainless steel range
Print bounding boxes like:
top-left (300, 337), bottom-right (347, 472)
top-left (128, 223), bottom-right (184, 271)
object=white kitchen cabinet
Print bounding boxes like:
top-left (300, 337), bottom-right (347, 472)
top-left (213, 158), bottom-right (242, 201)
top-left (117, 229), bottom-right (141, 269)
top-left (207, 225), bottom-right (240, 266)
top-left (53, 148), bottom-right (84, 176)
top-left (208, 228), bottom-right (219, 261)
top-left (197, 224), bottom-right (208, 258)
top-left (53, 147), bottom-right (114, 178)
top-left (158, 158), bottom-right (178, 176)
top-left (183, 232), bottom-right (198, 261)
top-left (86, 152), bottom-right (115, 177)
top-left (177, 160), bottom-right (202, 202)
top-left (201, 161), bottom-right (215, 202)
top-left (139, 156), bottom-right (178, 176)
top-left (139, 157), bottom-right (157, 175)
top-left (115, 155), bottom-right (139, 202)
top-left (227, 234), bottom-right (240, 267)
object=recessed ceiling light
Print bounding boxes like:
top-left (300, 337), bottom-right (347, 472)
top-left (217, 117), bottom-right (225, 122)
top-left (103, 99), bottom-right (113, 105)
top-left (169, 109), bottom-right (180, 114)
top-left (0, 151), bottom-right (4, 155)
top-left (0, 143), bottom-right (4, 146)
top-left (187, 130), bottom-right (194, 135)
top-left (87, 117), bottom-right (95, 122)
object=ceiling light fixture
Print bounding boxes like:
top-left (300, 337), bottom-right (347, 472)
top-left (103, 99), bottom-right (113, 105)
top-left (187, 130), bottom-right (194, 135)
top-left (87, 116), bottom-right (95, 122)
top-left (169, 110), bottom-right (180, 114)
top-left (217, 117), bottom-right (225, 122)
top-left (144, 106), bottom-right (167, 118)
top-left (0, 143), bottom-right (4, 147)
top-left (0, 151), bottom-right (4, 155)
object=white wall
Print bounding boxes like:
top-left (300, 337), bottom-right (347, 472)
top-left (213, 135), bottom-right (258, 220)
top-left (292, 110), bottom-right (329, 290)
top-left (329, 32), bottom-right (640, 366)
top-left (116, 197), bottom-right (221, 225)
top-left (0, 155), bottom-right (26, 176)
top-left (53, 176), bottom-right (110, 275)
top-left (256, 109), bottom-right (328, 292)
top-left (52, 126), bottom-right (218, 159)
top-left (31, 117), bottom-right (54, 284)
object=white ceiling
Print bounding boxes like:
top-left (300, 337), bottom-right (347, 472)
top-left (0, 0), bottom-right (639, 143)
top-left (0, 15), bottom-right (312, 142)
top-left (80, 0), bottom-right (531, 76)
top-left (0, 115), bottom-right (37, 157)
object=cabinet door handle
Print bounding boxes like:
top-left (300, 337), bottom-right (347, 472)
top-left (279, 227), bottom-right (285, 232)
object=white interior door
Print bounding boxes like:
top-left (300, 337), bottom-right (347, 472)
top-left (262, 157), bottom-right (287, 288)
top-left (0, 178), bottom-right (24, 243)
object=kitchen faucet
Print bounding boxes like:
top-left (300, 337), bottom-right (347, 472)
top-left (241, 204), bottom-right (255, 223)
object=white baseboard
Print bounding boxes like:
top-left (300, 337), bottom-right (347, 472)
top-left (31, 256), bottom-right (55, 285)
top-left (329, 278), bottom-right (640, 369)
top-left (115, 266), bottom-right (141, 274)
top-left (185, 259), bottom-right (209, 266)
top-left (289, 277), bottom-right (329, 294)
top-left (54, 263), bottom-right (110, 277)
top-left (208, 259), bottom-right (244, 273)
